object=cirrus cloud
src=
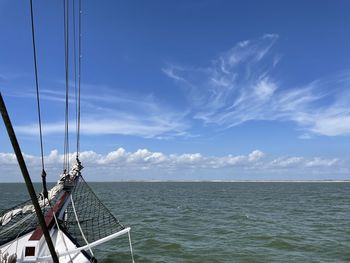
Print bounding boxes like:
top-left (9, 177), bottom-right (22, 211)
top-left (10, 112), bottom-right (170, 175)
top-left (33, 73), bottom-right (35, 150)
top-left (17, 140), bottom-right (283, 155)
top-left (163, 34), bottom-right (350, 137)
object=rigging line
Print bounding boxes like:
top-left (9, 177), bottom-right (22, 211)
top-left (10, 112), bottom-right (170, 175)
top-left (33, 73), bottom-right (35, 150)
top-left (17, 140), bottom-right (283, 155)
top-left (47, 199), bottom-right (74, 262)
top-left (77, 0), bottom-right (82, 158)
top-left (63, 0), bottom-right (66, 170)
top-left (29, 0), bottom-right (48, 198)
top-left (66, 0), bottom-right (70, 171)
top-left (128, 230), bottom-right (135, 263)
top-left (29, 0), bottom-right (44, 170)
top-left (63, 0), bottom-right (70, 171)
top-left (72, 0), bottom-right (79, 157)
top-left (70, 194), bottom-right (94, 256)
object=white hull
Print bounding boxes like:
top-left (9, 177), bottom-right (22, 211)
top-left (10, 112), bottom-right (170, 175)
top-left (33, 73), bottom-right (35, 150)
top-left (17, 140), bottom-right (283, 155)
top-left (0, 228), bottom-right (90, 263)
top-left (0, 165), bottom-right (134, 263)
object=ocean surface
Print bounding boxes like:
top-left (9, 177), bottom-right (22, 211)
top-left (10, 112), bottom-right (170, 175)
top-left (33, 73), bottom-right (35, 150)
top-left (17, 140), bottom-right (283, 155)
top-left (1, 182), bottom-right (350, 262)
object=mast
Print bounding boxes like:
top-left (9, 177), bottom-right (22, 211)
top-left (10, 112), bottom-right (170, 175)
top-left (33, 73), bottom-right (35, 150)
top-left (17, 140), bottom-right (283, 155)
top-left (0, 93), bottom-right (59, 263)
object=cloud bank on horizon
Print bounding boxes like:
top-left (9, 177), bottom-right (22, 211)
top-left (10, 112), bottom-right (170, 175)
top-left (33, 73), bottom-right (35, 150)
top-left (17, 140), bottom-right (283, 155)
top-left (0, 148), bottom-right (344, 182)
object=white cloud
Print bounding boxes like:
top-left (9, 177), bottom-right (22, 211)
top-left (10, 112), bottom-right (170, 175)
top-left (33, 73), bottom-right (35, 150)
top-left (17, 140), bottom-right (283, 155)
top-left (13, 88), bottom-right (189, 139)
top-left (16, 117), bottom-right (187, 138)
top-left (0, 148), bottom-right (343, 181)
top-left (304, 157), bottom-right (339, 167)
top-left (268, 156), bottom-right (339, 168)
top-left (0, 153), bottom-right (18, 165)
top-left (4, 35), bottom-right (350, 139)
top-left (163, 34), bottom-right (350, 137)
top-left (248, 150), bottom-right (265, 161)
top-left (254, 78), bottom-right (277, 100)
top-left (269, 157), bottom-right (305, 168)
top-left (310, 116), bottom-right (350, 136)
top-left (162, 67), bottom-right (187, 82)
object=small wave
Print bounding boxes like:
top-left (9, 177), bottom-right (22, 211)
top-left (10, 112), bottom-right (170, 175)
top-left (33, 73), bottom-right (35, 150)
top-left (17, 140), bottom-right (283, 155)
top-left (268, 239), bottom-right (296, 250)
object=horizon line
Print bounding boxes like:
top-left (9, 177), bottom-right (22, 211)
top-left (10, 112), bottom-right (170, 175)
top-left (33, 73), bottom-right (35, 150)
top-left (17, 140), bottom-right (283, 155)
top-left (2, 180), bottom-right (350, 183)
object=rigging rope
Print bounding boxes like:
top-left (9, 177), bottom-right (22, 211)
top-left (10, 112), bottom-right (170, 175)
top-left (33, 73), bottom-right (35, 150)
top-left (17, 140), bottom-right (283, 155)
top-left (29, 0), bottom-right (48, 198)
top-left (63, 0), bottom-right (70, 172)
top-left (128, 230), bottom-right (135, 263)
top-left (72, 0), bottom-right (79, 159)
top-left (51, 203), bottom-right (74, 263)
top-left (77, 0), bottom-right (82, 158)
top-left (70, 195), bottom-right (94, 256)
top-left (63, 0), bottom-right (82, 169)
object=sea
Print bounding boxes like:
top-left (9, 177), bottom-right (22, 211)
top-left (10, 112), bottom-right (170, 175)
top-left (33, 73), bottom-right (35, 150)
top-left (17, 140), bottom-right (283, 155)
top-left (1, 182), bottom-right (350, 262)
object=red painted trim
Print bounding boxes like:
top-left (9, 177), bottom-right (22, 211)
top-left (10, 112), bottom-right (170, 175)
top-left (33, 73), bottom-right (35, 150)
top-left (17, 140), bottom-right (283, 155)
top-left (29, 192), bottom-right (69, 241)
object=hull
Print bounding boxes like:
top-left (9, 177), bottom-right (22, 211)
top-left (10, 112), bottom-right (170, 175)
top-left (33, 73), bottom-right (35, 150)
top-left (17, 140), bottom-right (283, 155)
top-left (0, 167), bottom-right (132, 263)
top-left (0, 229), bottom-right (90, 263)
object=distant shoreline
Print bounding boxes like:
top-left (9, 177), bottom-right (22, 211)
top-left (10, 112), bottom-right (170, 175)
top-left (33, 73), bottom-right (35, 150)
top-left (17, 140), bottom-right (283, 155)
top-left (96, 180), bottom-right (350, 183)
top-left (1, 180), bottom-right (350, 183)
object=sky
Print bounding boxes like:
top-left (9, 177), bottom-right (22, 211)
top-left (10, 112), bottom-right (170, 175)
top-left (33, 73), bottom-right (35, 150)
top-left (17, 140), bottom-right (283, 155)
top-left (0, 0), bottom-right (350, 181)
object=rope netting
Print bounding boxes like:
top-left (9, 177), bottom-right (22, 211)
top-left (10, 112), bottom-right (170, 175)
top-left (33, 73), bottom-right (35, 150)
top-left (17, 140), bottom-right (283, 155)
top-left (0, 173), bottom-right (125, 254)
top-left (62, 176), bottom-right (125, 253)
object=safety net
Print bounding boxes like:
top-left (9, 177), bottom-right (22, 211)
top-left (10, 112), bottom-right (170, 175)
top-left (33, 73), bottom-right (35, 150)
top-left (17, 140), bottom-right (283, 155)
top-left (0, 170), bottom-right (125, 255)
top-left (61, 175), bottom-right (125, 254)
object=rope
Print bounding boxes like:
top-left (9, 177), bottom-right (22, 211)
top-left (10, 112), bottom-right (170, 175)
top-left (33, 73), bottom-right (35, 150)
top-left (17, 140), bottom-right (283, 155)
top-left (128, 230), bottom-right (135, 263)
top-left (63, 0), bottom-right (70, 171)
top-left (77, 0), bottom-right (82, 158)
top-left (29, 0), bottom-right (48, 198)
top-left (51, 204), bottom-right (74, 263)
top-left (72, 0), bottom-right (79, 158)
top-left (70, 195), bottom-right (94, 256)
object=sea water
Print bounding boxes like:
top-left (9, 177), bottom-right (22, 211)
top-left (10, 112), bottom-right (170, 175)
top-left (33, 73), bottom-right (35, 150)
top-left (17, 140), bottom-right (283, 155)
top-left (1, 182), bottom-right (349, 262)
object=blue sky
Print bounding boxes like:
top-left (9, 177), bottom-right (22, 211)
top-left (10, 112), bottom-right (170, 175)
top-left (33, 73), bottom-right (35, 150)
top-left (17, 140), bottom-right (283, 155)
top-left (0, 0), bottom-right (350, 181)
